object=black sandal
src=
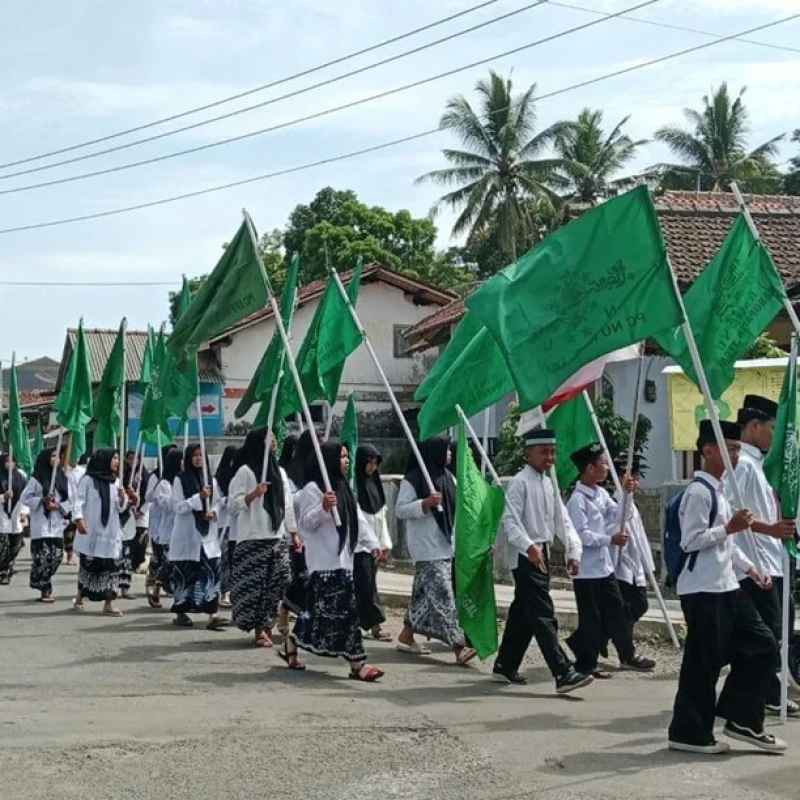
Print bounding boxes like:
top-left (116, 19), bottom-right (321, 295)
top-left (278, 642), bottom-right (306, 671)
top-left (206, 616), bottom-right (230, 632)
top-left (147, 593), bottom-right (162, 609)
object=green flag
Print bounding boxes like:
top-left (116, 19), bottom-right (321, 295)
top-left (546, 393), bottom-right (597, 489)
top-left (339, 392), bottom-right (358, 485)
top-left (93, 319), bottom-right (126, 449)
top-left (418, 326), bottom-right (513, 440)
top-left (168, 218), bottom-right (270, 364)
top-left (55, 320), bottom-right (94, 460)
top-left (655, 214), bottom-right (787, 400)
top-left (764, 352), bottom-right (800, 558)
top-left (0, 362), bottom-right (5, 446)
top-left (139, 328), bottom-right (174, 446)
top-left (466, 186), bottom-right (683, 411)
top-left (454, 420), bottom-right (503, 660)
top-left (31, 418), bottom-right (44, 464)
top-left (140, 326), bottom-right (155, 385)
top-left (414, 311), bottom-right (484, 403)
top-left (236, 253), bottom-right (301, 419)
top-left (8, 357), bottom-right (32, 473)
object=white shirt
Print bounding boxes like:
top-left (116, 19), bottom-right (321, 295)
top-left (357, 506), bottom-right (392, 553)
top-left (614, 500), bottom-right (654, 587)
top-left (151, 479), bottom-right (177, 546)
top-left (499, 466), bottom-right (582, 571)
top-left (0, 493), bottom-right (24, 535)
top-left (22, 478), bottom-right (72, 539)
top-left (567, 483), bottom-right (618, 580)
top-left (395, 479), bottom-right (454, 563)
top-left (68, 465), bottom-right (86, 512)
top-left (295, 482), bottom-right (379, 573)
top-left (168, 477), bottom-right (222, 562)
top-left (725, 443), bottom-right (784, 579)
top-left (677, 470), bottom-right (753, 596)
top-left (229, 465), bottom-right (297, 543)
top-left (73, 476), bottom-right (127, 560)
top-left (144, 473), bottom-right (160, 534)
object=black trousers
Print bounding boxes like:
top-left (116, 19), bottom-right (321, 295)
top-left (619, 580), bottom-right (649, 644)
top-left (495, 555), bottom-right (571, 680)
top-left (669, 589), bottom-right (778, 746)
top-left (566, 575), bottom-right (636, 673)
top-left (740, 576), bottom-right (796, 706)
top-left (353, 551), bottom-right (386, 631)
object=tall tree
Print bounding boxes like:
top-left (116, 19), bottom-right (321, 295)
top-left (416, 70), bottom-right (568, 261)
top-left (785, 128), bottom-right (800, 196)
top-left (552, 108), bottom-right (646, 204)
top-left (654, 83), bottom-right (783, 192)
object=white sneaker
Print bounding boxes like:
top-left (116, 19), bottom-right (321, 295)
top-left (668, 739), bottom-right (731, 755)
top-left (766, 700), bottom-right (800, 717)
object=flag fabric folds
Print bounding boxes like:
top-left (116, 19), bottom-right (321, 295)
top-left (546, 393), bottom-right (597, 489)
top-left (339, 392), bottom-right (358, 485)
top-left (93, 319), bottom-right (126, 449)
top-left (161, 280), bottom-right (200, 421)
top-left (454, 421), bottom-right (504, 660)
top-left (8, 357), bottom-right (32, 473)
top-left (466, 186), bottom-right (683, 411)
top-left (30, 418), bottom-right (44, 464)
top-left (764, 352), bottom-right (800, 558)
top-left (167, 219), bottom-right (270, 364)
top-left (139, 328), bottom-right (173, 446)
top-left (140, 326), bottom-right (155, 385)
top-left (655, 214), bottom-right (787, 400)
top-left (55, 320), bottom-right (94, 461)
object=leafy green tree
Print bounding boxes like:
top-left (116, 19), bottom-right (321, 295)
top-left (785, 129), bottom-right (800, 196)
top-left (743, 332), bottom-right (785, 359)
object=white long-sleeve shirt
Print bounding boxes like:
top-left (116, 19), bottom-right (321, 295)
top-left (22, 478), bottom-right (72, 539)
top-left (151, 479), bottom-right (177, 546)
top-left (499, 466), bottom-right (582, 571)
top-left (614, 500), bottom-right (654, 587)
top-left (296, 482), bottom-right (379, 573)
top-left (229, 465), bottom-right (297, 543)
top-left (395, 479), bottom-right (454, 563)
top-left (567, 482), bottom-right (618, 580)
top-left (357, 506), bottom-right (392, 554)
top-left (677, 470), bottom-right (753, 595)
top-left (725, 443), bottom-right (784, 579)
top-left (0, 495), bottom-right (24, 535)
top-left (73, 477), bottom-right (127, 560)
top-left (168, 478), bottom-right (222, 562)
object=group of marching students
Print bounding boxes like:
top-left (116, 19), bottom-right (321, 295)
top-left (0, 392), bottom-right (796, 749)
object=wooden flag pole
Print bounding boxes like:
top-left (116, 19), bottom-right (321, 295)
top-left (328, 267), bottom-right (442, 511)
top-left (581, 390), bottom-right (680, 648)
top-left (243, 210), bottom-right (341, 526)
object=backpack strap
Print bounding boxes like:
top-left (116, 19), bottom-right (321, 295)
top-left (683, 476), bottom-right (719, 573)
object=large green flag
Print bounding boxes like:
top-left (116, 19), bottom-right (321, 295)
top-left (140, 326), bottom-right (155, 385)
top-left (454, 421), bottom-right (503, 660)
top-left (764, 352), bottom-right (800, 558)
top-left (655, 214), bottom-right (787, 400)
top-left (236, 253), bottom-right (301, 419)
top-left (339, 392), bottom-right (358, 485)
top-left (93, 319), bottom-right (126, 449)
top-left (55, 320), bottom-right (94, 460)
top-left (418, 326), bottom-right (513, 440)
top-left (8, 357), bottom-right (32, 473)
top-left (161, 278), bottom-right (200, 421)
top-left (277, 261), bottom-right (364, 419)
top-left (168, 218), bottom-right (270, 364)
top-left (546, 393), bottom-right (597, 489)
top-left (466, 186), bottom-right (683, 411)
top-left (139, 328), bottom-right (173, 446)
top-left (414, 311), bottom-right (484, 403)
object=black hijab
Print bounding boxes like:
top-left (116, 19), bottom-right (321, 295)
top-left (403, 434), bottom-right (456, 540)
top-left (232, 427), bottom-right (285, 531)
top-left (179, 444), bottom-right (210, 536)
top-left (286, 430), bottom-right (316, 489)
top-left (278, 433), bottom-right (299, 471)
top-left (0, 454), bottom-right (26, 516)
top-left (307, 439), bottom-right (358, 554)
top-left (87, 448), bottom-right (118, 528)
top-left (355, 444), bottom-right (385, 515)
top-left (32, 448), bottom-right (69, 506)
top-left (215, 445), bottom-right (239, 497)
top-left (152, 444), bottom-right (177, 480)
top-left (161, 448), bottom-right (183, 487)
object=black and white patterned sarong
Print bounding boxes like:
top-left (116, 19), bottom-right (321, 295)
top-left (170, 551), bottom-right (220, 615)
top-left (405, 558), bottom-right (466, 648)
top-left (231, 538), bottom-right (291, 633)
top-left (147, 542), bottom-right (173, 592)
top-left (291, 569), bottom-right (366, 662)
top-left (220, 530), bottom-right (235, 594)
top-left (78, 555), bottom-right (120, 602)
top-left (29, 537), bottom-right (64, 594)
top-left (0, 534), bottom-right (14, 580)
top-left (118, 541), bottom-right (133, 590)
top-left (283, 547), bottom-right (308, 613)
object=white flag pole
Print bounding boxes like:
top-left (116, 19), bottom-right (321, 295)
top-left (49, 430), bottom-right (64, 497)
top-left (456, 404), bottom-right (501, 485)
top-left (581, 390), bottom-right (680, 649)
top-left (120, 318), bottom-right (128, 460)
top-left (481, 407), bottom-right (491, 476)
top-left (133, 430), bottom-right (144, 490)
top-left (243, 210), bottom-right (340, 525)
top-left (328, 266), bottom-right (442, 511)
top-left (156, 429), bottom-right (164, 478)
top-left (324, 401), bottom-right (335, 440)
top-left (183, 421), bottom-right (189, 451)
top-left (7, 354), bottom-right (13, 497)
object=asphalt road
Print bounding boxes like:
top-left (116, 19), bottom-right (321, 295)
top-left (1, 555), bottom-right (798, 800)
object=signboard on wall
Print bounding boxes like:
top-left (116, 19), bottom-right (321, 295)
top-left (665, 359), bottom-right (789, 451)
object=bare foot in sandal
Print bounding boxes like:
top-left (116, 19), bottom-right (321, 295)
top-left (279, 640), bottom-right (306, 670)
top-left (349, 663), bottom-right (385, 682)
top-left (370, 626), bottom-right (393, 642)
top-left (102, 603), bottom-right (123, 618)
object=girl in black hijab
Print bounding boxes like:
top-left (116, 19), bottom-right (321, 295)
top-left (147, 447), bottom-right (183, 609)
top-left (278, 432), bottom-right (299, 472)
top-left (73, 449), bottom-right (127, 617)
top-left (353, 445), bottom-right (393, 641)
top-left (284, 440), bottom-right (384, 682)
top-left (0, 453), bottom-right (27, 586)
top-left (22, 447), bottom-right (72, 602)
top-left (216, 444), bottom-right (239, 609)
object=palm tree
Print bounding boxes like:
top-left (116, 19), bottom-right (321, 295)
top-left (416, 70), bottom-right (568, 261)
top-left (654, 83), bottom-right (783, 192)
top-left (551, 108), bottom-right (647, 204)
top-left (786, 129), bottom-right (800, 196)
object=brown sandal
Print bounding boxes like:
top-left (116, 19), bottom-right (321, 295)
top-left (349, 664), bottom-right (385, 682)
top-left (254, 632), bottom-right (273, 648)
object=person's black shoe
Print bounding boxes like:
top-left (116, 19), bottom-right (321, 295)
top-left (620, 654), bottom-right (656, 672)
top-left (172, 613), bottom-right (193, 628)
top-left (556, 669), bottom-right (594, 694)
top-left (492, 666), bottom-right (528, 685)
top-left (723, 721), bottom-right (787, 753)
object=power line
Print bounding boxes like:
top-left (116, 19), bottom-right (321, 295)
top-left (0, 0), bottom-right (503, 172)
top-left (0, 1), bottom-right (548, 184)
top-left (1, 9), bottom-right (796, 236)
top-left (0, 280), bottom-right (176, 287)
top-left (550, 1), bottom-right (800, 54)
top-left (0, 0), bottom-right (658, 196)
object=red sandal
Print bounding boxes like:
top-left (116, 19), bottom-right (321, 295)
top-left (278, 643), bottom-right (306, 671)
top-left (349, 664), bottom-right (385, 682)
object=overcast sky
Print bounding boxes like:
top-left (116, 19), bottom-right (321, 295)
top-left (0, 0), bottom-right (798, 363)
